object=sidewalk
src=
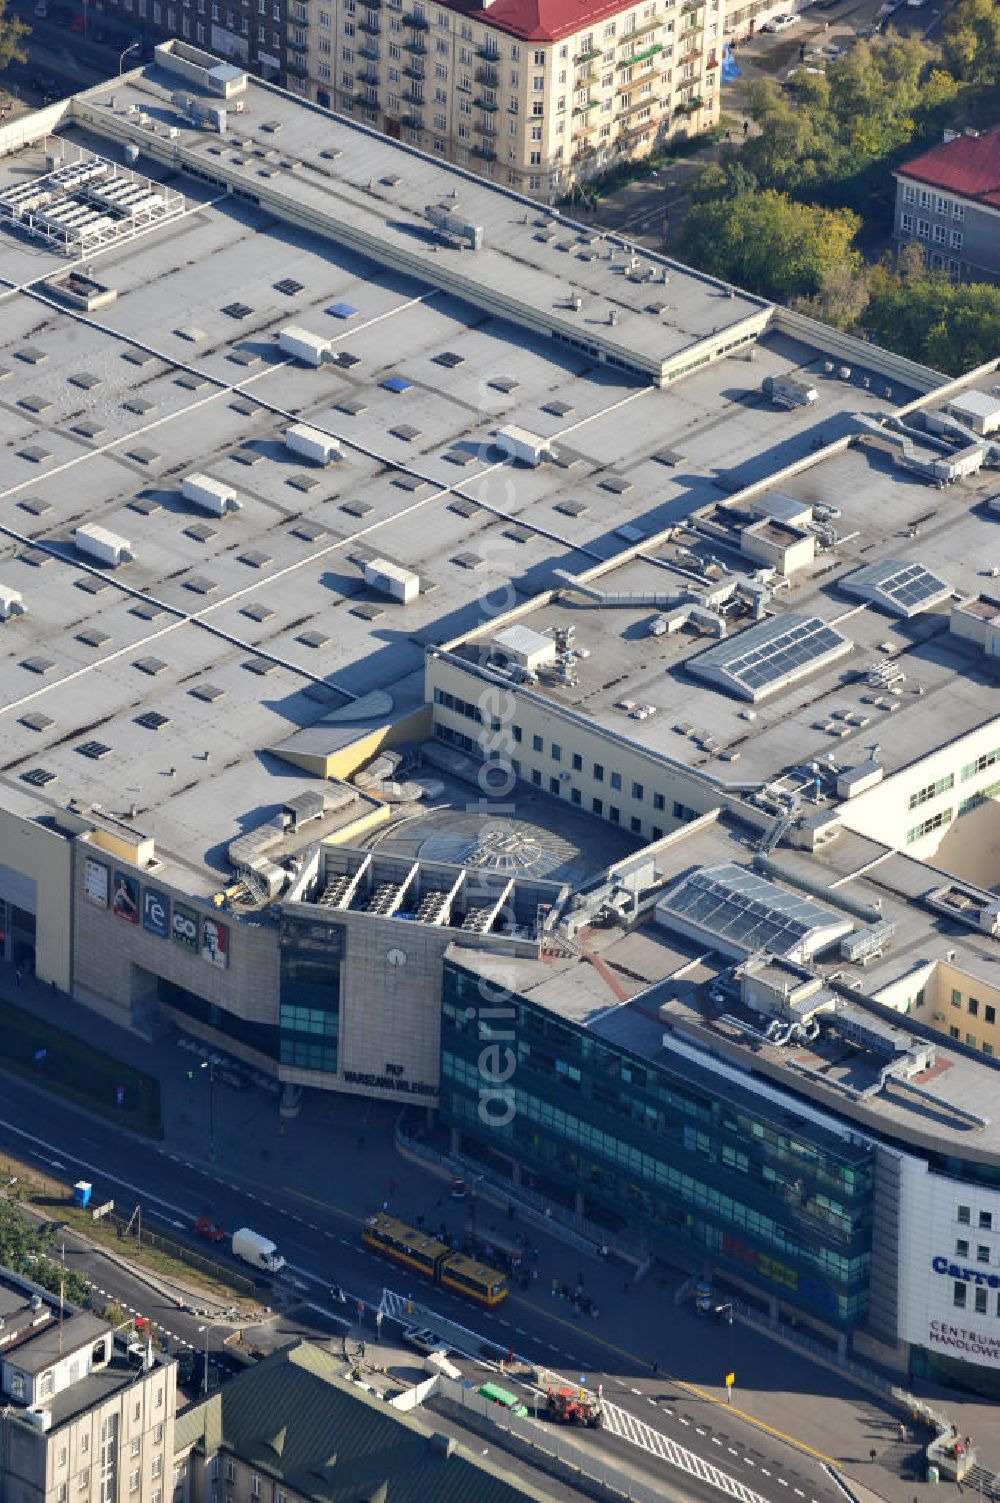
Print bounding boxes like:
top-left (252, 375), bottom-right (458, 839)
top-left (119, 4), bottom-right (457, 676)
top-left (4, 959), bottom-right (1000, 1502)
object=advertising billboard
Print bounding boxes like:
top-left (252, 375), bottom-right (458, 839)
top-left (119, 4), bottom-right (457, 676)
top-left (142, 886), bottom-right (170, 939)
top-left (111, 871), bottom-right (139, 924)
top-left (201, 915), bottom-right (229, 969)
top-left (84, 858), bottom-right (109, 907)
top-left (172, 901), bottom-right (199, 953)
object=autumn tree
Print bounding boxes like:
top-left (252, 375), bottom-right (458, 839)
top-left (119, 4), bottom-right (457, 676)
top-left (678, 189), bottom-right (861, 304)
top-left (0, 0), bottom-right (29, 76)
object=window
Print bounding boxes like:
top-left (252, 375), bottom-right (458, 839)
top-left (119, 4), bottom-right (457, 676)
top-left (918, 188), bottom-right (930, 208)
top-left (572, 753), bottom-right (582, 771)
top-left (906, 807), bottom-right (951, 844)
top-left (903, 183), bottom-right (915, 204)
top-left (592, 797), bottom-right (603, 815)
top-left (130, 1473), bottom-right (140, 1494)
top-left (916, 218), bottom-right (930, 240)
top-left (935, 195), bottom-right (949, 215)
top-left (957, 1238), bottom-right (970, 1256)
top-left (79, 1472), bottom-right (90, 1492)
top-left (653, 792), bottom-right (664, 812)
top-left (225, 1463), bottom-right (236, 1484)
top-left (533, 48), bottom-right (544, 63)
top-left (978, 1245), bottom-right (991, 1263)
top-left (630, 816), bottom-right (641, 834)
top-left (951, 1025), bottom-right (961, 1040)
top-left (609, 771), bottom-right (622, 791)
top-left (933, 223), bottom-right (947, 244)
top-left (249, 1478), bottom-right (259, 1498)
top-left (59, 1449), bottom-right (68, 1468)
top-left (58, 1488), bottom-right (68, 1503)
top-left (551, 743), bottom-right (561, 762)
top-left (900, 211), bottom-right (913, 235)
top-left (131, 1441), bottom-right (141, 1459)
top-left (908, 773), bottom-right (953, 810)
top-left (532, 733), bottom-right (543, 752)
top-left (967, 1033), bottom-right (978, 1048)
top-left (953, 201), bottom-right (964, 221)
top-left (987, 1005), bottom-right (997, 1025)
top-left (954, 1280), bottom-right (967, 1308)
top-left (593, 763), bottom-right (604, 782)
top-left (951, 230), bottom-right (963, 250)
top-left (511, 725), bottom-right (522, 743)
top-left (951, 989), bottom-right (962, 1008)
top-left (986, 1042), bottom-right (995, 1057)
top-left (531, 768), bottom-right (541, 786)
top-left (571, 788), bottom-right (581, 805)
top-left (981, 1211), bottom-right (993, 1231)
top-left (974, 1285), bottom-right (988, 1313)
top-left (958, 1205), bottom-right (971, 1224)
top-left (83, 1436), bottom-right (91, 1454)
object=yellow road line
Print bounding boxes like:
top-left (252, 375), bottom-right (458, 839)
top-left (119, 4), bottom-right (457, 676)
top-left (282, 1185), bottom-right (365, 1225)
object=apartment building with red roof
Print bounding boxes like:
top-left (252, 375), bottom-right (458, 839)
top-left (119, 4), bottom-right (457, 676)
top-left (286, 0), bottom-right (722, 197)
top-left (893, 126), bottom-right (1000, 285)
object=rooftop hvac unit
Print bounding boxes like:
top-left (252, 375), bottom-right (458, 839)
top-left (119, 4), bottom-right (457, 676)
top-left (284, 424), bottom-right (340, 466)
top-left (278, 325), bottom-right (332, 367)
top-left (0, 586), bottom-right (26, 620)
top-left (75, 524), bottom-right (133, 567)
top-left (181, 473), bottom-right (242, 516)
top-left (124, 143), bottom-right (139, 166)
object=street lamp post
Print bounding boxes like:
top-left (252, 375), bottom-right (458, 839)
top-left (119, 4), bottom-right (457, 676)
top-left (119, 40), bottom-right (141, 75)
top-left (200, 1058), bottom-right (216, 1162)
top-left (716, 1302), bottom-right (736, 1401)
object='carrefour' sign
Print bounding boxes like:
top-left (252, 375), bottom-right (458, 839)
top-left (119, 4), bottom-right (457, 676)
top-left (932, 1254), bottom-right (1000, 1290)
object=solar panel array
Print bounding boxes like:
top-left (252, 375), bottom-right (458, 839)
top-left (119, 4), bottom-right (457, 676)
top-left (658, 862), bottom-right (847, 957)
top-left (690, 614), bottom-right (851, 700)
top-left (843, 559), bottom-right (951, 618)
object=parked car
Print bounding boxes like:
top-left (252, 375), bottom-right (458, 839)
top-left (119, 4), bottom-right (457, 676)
top-left (449, 1176), bottom-right (469, 1201)
top-left (193, 1215), bottom-right (227, 1243)
top-left (402, 1325), bottom-right (449, 1356)
top-left (763, 12), bottom-right (801, 28)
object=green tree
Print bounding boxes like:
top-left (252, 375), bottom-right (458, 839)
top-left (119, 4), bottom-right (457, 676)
top-left (942, 0), bottom-right (1000, 85)
top-left (0, 0), bottom-right (29, 74)
top-left (678, 189), bottom-right (861, 303)
top-left (0, 1201), bottom-right (89, 1305)
top-left (864, 257), bottom-right (1000, 375)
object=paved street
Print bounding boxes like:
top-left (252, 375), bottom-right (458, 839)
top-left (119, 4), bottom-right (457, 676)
top-left (0, 961), bottom-right (995, 1503)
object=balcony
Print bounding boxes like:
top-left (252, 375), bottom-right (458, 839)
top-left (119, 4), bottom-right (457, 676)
top-left (289, 7), bottom-right (308, 22)
top-left (472, 143), bottom-right (497, 160)
top-left (574, 46), bottom-right (600, 64)
top-left (287, 35), bottom-right (309, 53)
top-left (403, 10), bottom-right (429, 27)
top-left (402, 61), bottom-right (425, 78)
top-left (358, 65), bottom-right (380, 84)
top-left (678, 43), bottom-right (702, 63)
top-left (403, 34), bottom-right (427, 52)
top-left (476, 42), bottom-right (501, 60)
top-left (474, 117), bottom-right (497, 136)
top-left (620, 18), bottom-right (659, 43)
top-left (474, 63), bottom-right (499, 86)
top-left (571, 98), bottom-right (598, 115)
top-left (618, 42), bottom-right (662, 68)
top-left (474, 94), bottom-right (498, 111)
top-left (358, 40), bottom-right (380, 58)
top-left (354, 87), bottom-right (379, 104)
top-left (681, 0), bottom-right (702, 12)
top-left (403, 86), bottom-right (425, 104)
top-left (286, 55), bottom-right (308, 76)
top-left (359, 16), bottom-right (381, 33)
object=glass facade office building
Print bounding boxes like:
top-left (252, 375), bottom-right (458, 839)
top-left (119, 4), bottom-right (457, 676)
top-left (440, 959), bottom-right (876, 1330)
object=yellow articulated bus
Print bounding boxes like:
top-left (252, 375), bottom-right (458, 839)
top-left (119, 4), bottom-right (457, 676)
top-left (361, 1213), bottom-right (509, 1308)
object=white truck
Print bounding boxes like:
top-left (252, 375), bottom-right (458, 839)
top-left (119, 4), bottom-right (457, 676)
top-left (231, 1227), bottom-right (285, 1274)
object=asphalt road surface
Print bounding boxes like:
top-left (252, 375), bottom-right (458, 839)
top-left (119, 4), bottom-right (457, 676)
top-left (0, 1070), bottom-right (847, 1503)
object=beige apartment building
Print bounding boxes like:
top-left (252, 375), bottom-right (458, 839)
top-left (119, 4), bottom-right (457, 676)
top-left (0, 1275), bottom-right (176, 1503)
top-left (285, 0), bottom-right (720, 197)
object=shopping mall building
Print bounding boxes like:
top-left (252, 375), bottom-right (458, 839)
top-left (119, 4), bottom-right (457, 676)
top-left (2, 41), bottom-right (1000, 1394)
